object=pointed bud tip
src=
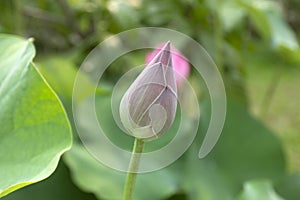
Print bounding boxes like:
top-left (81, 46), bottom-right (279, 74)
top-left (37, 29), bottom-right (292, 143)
top-left (162, 41), bottom-right (171, 52)
top-left (148, 41), bottom-right (172, 67)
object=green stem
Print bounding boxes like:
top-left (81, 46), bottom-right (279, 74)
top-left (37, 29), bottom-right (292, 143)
top-left (123, 138), bottom-right (145, 200)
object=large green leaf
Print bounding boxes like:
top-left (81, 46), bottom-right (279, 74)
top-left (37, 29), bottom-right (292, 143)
top-left (0, 34), bottom-right (72, 197)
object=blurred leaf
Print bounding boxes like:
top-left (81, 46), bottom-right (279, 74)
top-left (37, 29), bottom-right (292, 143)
top-left (223, 42), bottom-right (248, 106)
top-left (141, 0), bottom-right (181, 26)
top-left (238, 0), bottom-right (271, 37)
top-left (66, 0), bottom-right (100, 12)
top-left (0, 0), bottom-right (22, 33)
top-left (238, 180), bottom-right (285, 200)
top-left (268, 12), bottom-right (298, 50)
top-left (64, 144), bottom-right (180, 200)
top-left (36, 56), bottom-right (95, 103)
top-left (277, 46), bottom-right (300, 64)
top-left (208, 101), bottom-right (286, 185)
top-left (64, 144), bottom-right (125, 200)
top-left (222, 5), bottom-right (245, 31)
top-left (184, 101), bottom-right (286, 200)
top-left (276, 173), bottom-right (300, 200)
top-left (184, 146), bottom-right (234, 200)
top-left (0, 34), bottom-right (72, 197)
top-left (94, 93), bottom-right (134, 151)
top-left (107, 0), bottom-right (140, 29)
top-left (212, 0), bottom-right (246, 32)
top-left (239, 0), bottom-right (299, 51)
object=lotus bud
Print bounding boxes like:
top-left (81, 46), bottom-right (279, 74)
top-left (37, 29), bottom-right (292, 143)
top-left (119, 42), bottom-right (177, 140)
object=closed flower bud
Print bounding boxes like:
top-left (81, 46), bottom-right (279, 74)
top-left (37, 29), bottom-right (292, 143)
top-left (119, 42), bottom-right (177, 140)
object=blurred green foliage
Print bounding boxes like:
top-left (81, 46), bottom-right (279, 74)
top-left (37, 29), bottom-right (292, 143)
top-left (1, 0), bottom-right (300, 199)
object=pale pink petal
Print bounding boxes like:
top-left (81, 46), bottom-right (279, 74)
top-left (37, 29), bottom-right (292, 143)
top-left (146, 44), bottom-right (190, 85)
